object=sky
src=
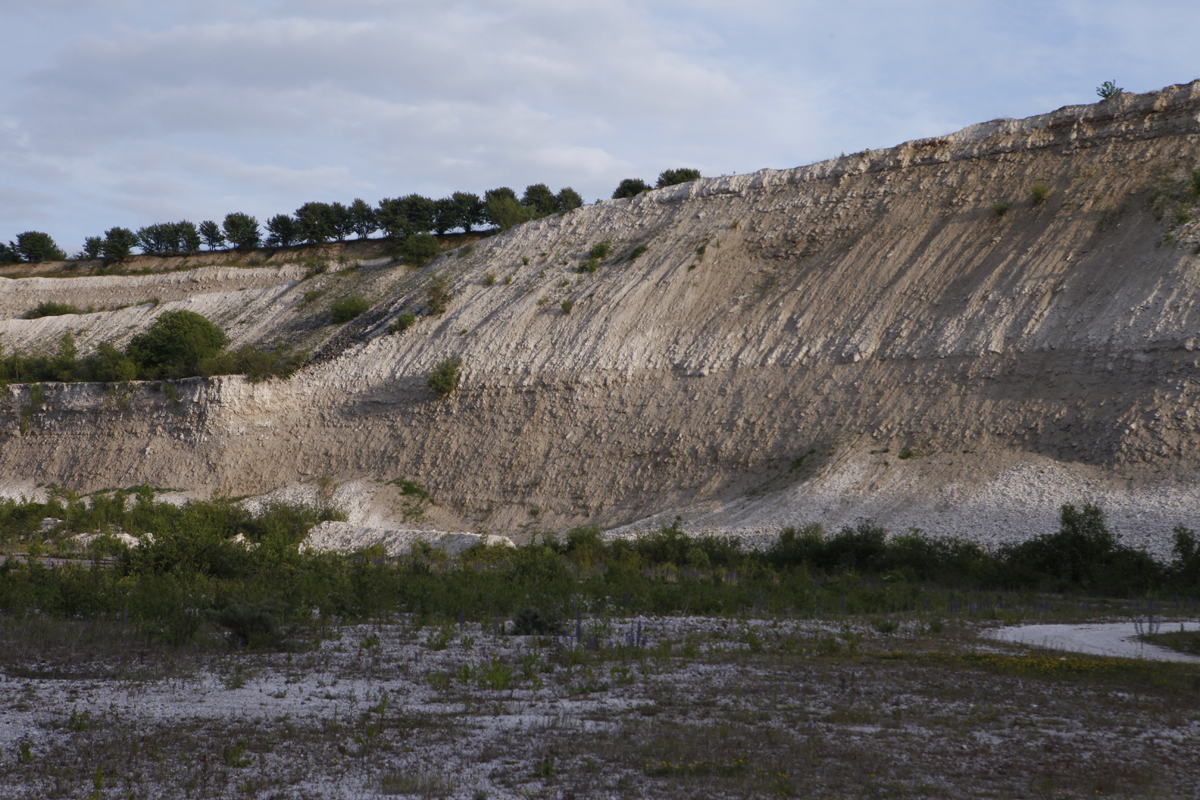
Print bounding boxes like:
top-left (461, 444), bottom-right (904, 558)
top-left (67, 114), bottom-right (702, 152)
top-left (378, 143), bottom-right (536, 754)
top-left (2, 0), bottom-right (1198, 254)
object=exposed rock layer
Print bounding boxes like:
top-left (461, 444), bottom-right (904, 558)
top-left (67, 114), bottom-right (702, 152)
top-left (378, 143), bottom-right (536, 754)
top-left (3, 82), bottom-right (1200, 554)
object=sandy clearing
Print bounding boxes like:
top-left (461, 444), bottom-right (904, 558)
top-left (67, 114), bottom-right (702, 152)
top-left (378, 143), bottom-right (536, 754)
top-left (983, 621), bottom-right (1200, 662)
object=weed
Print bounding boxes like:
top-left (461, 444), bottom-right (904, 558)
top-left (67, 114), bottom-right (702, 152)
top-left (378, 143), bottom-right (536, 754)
top-left (897, 447), bottom-right (922, 460)
top-left (300, 288), bottom-right (324, 307)
top-left (483, 271), bottom-right (496, 286)
top-left (561, 299), bottom-right (574, 315)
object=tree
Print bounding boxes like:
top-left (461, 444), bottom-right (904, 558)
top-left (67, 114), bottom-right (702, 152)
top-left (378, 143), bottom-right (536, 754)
top-left (612, 178), bottom-right (650, 199)
top-left (656, 168), bottom-right (701, 188)
top-left (265, 214), bottom-right (299, 248)
top-left (426, 355), bottom-right (463, 398)
top-left (137, 224), bottom-right (172, 255)
top-left (432, 197), bottom-right (458, 235)
top-left (15, 231), bottom-right (67, 262)
top-left (399, 233), bottom-right (441, 266)
top-left (556, 187), bottom-right (583, 211)
top-left (402, 194), bottom-right (437, 236)
top-left (177, 221), bottom-right (202, 253)
top-left (348, 199), bottom-right (377, 239)
top-left (452, 191), bottom-right (484, 233)
top-left (0, 241), bottom-right (18, 265)
top-left (483, 187), bottom-right (531, 230)
top-left (82, 236), bottom-right (103, 260)
top-left (199, 221), bottom-right (226, 250)
top-left (1096, 80), bottom-right (1122, 101)
top-left (295, 202), bottom-right (337, 244)
top-left (126, 309), bottom-right (229, 379)
top-left (101, 227), bottom-right (140, 263)
top-left (330, 201), bottom-right (354, 242)
top-left (223, 213), bottom-right (260, 250)
top-left (521, 183), bottom-right (558, 216)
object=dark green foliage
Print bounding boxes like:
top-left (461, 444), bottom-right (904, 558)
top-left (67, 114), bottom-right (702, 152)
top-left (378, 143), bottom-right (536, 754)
top-left (426, 355), bottom-right (462, 397)
top-left (82, 236), bottom-right (103, 260)
top-left (295, 202), bottom-right (338, 244)
top-left (612, 178), bottom-right (651, 199)
top-left (1096, 80), bottom-right (1122, 101)
top-left (265, 214), bottom-right (299, 247)
top-left (330, 201), bottom-right (353, 242)
top-left (484, 188), bottom-right (532, 230)
top-left (399, 233), bottom-right (441, 266)
top-left (14, 231), bottom-right (67, 263)
top-left (211, 599), bottom-right (295, 649)
top-left (101, 227), bottom-right (141, 263)
top-left (199, 221), bottom-right (226, 250)
top-left (1030, 183), bottom-right (1051, 206)
top-left (521, 184), bottom-right (559, 216)
top-left (999, 503), bottom-right (1159, 593)
top-left (199, 344), bottom-right (307, 382)
top-left (511, 606), bottom-right (563, 635)
top-left (588, 241), bottom-right (611, 260)
top-left (656, 168), bottom-right (701, 188)
top-left (348, 198), bottom-right (378, 239)
top-left (388, 312), bottom-right (417, 334)
top-left (628, 244), bottom-right (649, 260)
top-left (222, 213), bottom-right (260, 250)
top-left (427, 273), bottom-right (451, 314)
top-left (136, 221), bottom-right (201, 255)
top-left (0, 241), bottom-right (18, 265)
top-left (126, 310), bottom-right (230, 379)
top-left (556, 187), bottom-right (583, 211)
top-left (992, 201), bottom-right (1010, 217)
top-left (329, 295), bottom-right (371, 324)
top-left (24, 301), bottom-right (82, 319)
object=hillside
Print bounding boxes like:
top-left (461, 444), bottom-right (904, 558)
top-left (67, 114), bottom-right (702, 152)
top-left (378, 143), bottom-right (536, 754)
top-left (3, 81), bottom-right (1200, 554)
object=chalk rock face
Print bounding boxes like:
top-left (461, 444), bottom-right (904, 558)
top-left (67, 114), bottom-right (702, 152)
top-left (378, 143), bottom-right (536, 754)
top-left (302, 521), bottom-right (513, 557)
top-left (4, 81), bottom-right (1200, 554)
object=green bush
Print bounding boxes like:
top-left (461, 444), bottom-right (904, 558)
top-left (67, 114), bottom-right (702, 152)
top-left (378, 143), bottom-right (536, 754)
top-left (588, 241), bottom-right (611, 260)
top-left (427, 273), bottom-right (451, 315)
top-left (399, 233), bottom-right (441, 266)
top-left (1096, 80), bottom-right (1122, 101)
top-left (24, 301), bottom-right (82, 319)
top-left (426, 355), bottom-right (462, 398)
top-left (992, 201), bottom-right (1010, 217)
top-left (126, 310), bottom-right (229, 379)
top-left (1030, 184), bottom-right (1050, 206)
top-left (388, 312), bottom-right (417, 334)
top-left (656, 168), bottom-right (701, 188)
top-left (612, 178), bottom-right (650, 199)
top-left (330, 295), bottom-right (371, 324)
top-left (628, 244), bottom-right (649, 260)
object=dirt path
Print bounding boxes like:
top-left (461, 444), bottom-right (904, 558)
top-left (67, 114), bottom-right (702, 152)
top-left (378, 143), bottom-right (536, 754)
top-left (984, 621), bottom-right (1200, 662)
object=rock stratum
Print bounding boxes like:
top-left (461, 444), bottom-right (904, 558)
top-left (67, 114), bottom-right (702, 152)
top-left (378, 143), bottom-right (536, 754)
top-left (3, 82), bottom-right (1200, 556)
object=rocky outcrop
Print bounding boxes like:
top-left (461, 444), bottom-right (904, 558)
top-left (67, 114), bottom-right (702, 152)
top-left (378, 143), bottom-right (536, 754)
top-left (3, 81), bottom-right (1200, 554)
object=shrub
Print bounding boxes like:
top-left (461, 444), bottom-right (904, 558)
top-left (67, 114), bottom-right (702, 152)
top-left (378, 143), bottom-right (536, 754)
top-left (1096, 80), bottom-right (1122, 101)
top-left (483, 271), bottom-right (496, 286)
top-left (399, 233), bottom-right (441, 266)
top-left (1030, 184), bottom-right (1050, 206)
top-left (24, 302), bottom-right (82, 319)
top-left (656, 168), bottom-right (701, 188)
top-left (427, 273), bottom-right (451, 315)
top-left (588, 241), bottom-right (611, 260)
top-left (628, 244), bottom-right (649, 260)
top-left (126, 310), bottom-right (229, 379)
top-left (992, 201), bottom-right (1011, 217)
top-left (426, 355), bottom-right (462, 397)
top-left (388, 312), bottom-right (417, 334)
top-left (560, 299), bottom-right (574, 315)
top-left (511, 606), bottom-right (563, 636)
top-left (330, 295), bottom-right (371, 324)
top-left (612, 178), bottom-right (651, 199)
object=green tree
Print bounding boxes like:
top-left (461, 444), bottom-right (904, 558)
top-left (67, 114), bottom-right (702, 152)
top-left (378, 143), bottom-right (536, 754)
top-left (483, 187), bottom-right (531, 230)
top-left (1096, 80), bottom-right (1122, 101)
top-left (432, 197), bottom-right (457, 235)
top-left (0, 241), bottom-right (18, 265)
top-left (265, 214), bottom-right (299, 248)
top-left (82, 237), bottom-right (103, 260)
top-left (330, 201), bottom-right (354, 242)
top-left (126, 310), bottom-right (230, 379)
top-left (177, 221), bottom-right (202, 253)
top-left (426, 355), bottom-right (463, 398)
top-left (101, 227), bottom-right (140, 263)
top-left (199, 221), bottom-right (226, 250)
top-left (452, 191), bottom-right (484, 233)
top-left (82, 343), bottom-right (137, 382)
top-left (399, 233), bottom-right (441, 266)
top-left (556, 187), bottom-right (583, 211)
top-left (521, 183), bottom-right (558, 216)
top-left (15, 231), bottom-right (67, 262)
top-left (223, 213), bottom-right (260, 250)
top-left (656, 168), bottom-right (701, 188)
top-left (137, 223), bottom-right (172, 255)
top-left (295, 202), bottom-right (337, 244)
top-left (612, 178), bottom-right (650, 199)
top-left (348, 199), bottom-right (377, 239)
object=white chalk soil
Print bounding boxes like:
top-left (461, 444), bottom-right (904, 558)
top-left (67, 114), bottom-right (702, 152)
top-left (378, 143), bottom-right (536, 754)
top-left (984, 620), bottom-right (1200, 662)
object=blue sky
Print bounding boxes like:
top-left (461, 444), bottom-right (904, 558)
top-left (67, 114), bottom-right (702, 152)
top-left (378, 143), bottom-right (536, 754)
top-left (2, 0), bottom-right (1198, 253)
